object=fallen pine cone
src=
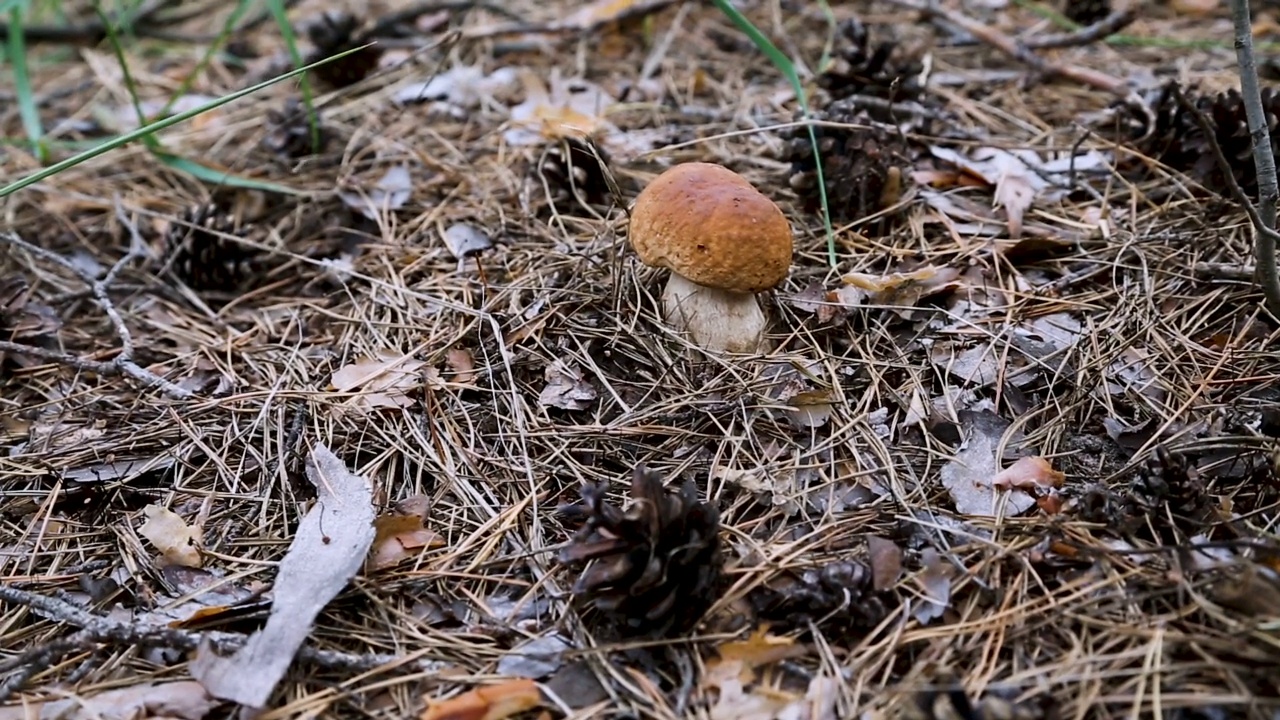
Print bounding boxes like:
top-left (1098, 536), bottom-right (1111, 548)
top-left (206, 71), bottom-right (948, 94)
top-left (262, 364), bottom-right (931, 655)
top-left (558, 464), bottom-right (723, 638)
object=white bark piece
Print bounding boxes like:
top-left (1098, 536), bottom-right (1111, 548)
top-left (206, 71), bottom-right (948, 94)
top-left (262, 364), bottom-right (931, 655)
top-left (191, 443), bottom-right (375, 709)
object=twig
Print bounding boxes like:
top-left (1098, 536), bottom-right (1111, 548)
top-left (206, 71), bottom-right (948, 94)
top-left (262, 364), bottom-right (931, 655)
top-left (1172, 86), bottom-right (1280, 319)
top-left (1, 202), bottom-right (193, 399)
top-left (885, 0), bottom-right (1132, 98)
top-left (1229, 0), bottom-right (1280, 320)
top-left (0, 0), bottom-right (182, 45)
top-left (0, 584), bottom-right (450, 700)
top-left (1023, 8), bottom-right (1137, 50)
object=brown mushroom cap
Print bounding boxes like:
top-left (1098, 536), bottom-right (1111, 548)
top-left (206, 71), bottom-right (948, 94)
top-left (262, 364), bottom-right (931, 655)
top-left (629, 162), bottom-right (793, 294)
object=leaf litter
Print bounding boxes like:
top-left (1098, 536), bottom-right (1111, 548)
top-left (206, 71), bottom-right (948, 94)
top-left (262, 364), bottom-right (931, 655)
top-left (5, 0), bottom-right (1280, 718)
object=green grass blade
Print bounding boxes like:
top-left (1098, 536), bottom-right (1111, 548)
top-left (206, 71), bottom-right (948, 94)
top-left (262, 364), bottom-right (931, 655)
top-left (266, 0), bottom-right (321, 153)
top-left (7, 1), bottom-right (49, 164)
top-left (709, 0), bottom-right (837, 268)
top-left (95, 0), bottom-right (158, 150)
top-left (0, 46), bottom-right (368, 198)
top-left (153, 151), bottom-right (303, 194)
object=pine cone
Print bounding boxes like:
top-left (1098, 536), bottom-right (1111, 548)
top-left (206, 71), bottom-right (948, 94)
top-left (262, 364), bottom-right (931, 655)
top-left (782, 100), bottom-right (911, 225)
top-left (1132, 83), bottom-right (1280, 198)
top-left (161, 204), bottom-right (260, 292)
top-left (304, 11), bottom-right (383, 88)
top-left (263, 98), bottom-right (330, 160)
top-left (817, 18), bottom-right (923, 106)
top-left (747, 560), bottom-right (891, 638)
top-left (557, 465), bottom-right (723, 638)
top-left (1063, 0), bottom-right (1111, 25)
top-left (536, 137), bottom-right (612, 209)
top-left (1129, 445), bottom-right (1215, 526)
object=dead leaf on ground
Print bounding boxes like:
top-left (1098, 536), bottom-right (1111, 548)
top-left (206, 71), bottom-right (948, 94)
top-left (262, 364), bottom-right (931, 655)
top-left (867, 536), bottom-right (904, 591)
top-left (991, 456), bottom-right (1065, 491)
top-left (505, 70), bottom-right (612, 146)
top-left (911, 548), bottom-right (954, 624)
top-left (369, 495), bottom-right (446, 571)
top-left (393, 65), bottom-right (519, 111)
top-left (551, 0), bottom-right (680, 32)
top-left (420, 678), bottom-right (542, 720)
top-left (843, 264), bottom-right (962, 311)
top-left (138, 504), bottom-right (203, 569)
top-left (191, 443), bottom-right (375, 709)
top-left (497, 633), bottom-right (572, 679)
top-left (330, 349), bottom-right (430, 413)
top-left (338, 165), bottom-right (413, 220)
top-left (939, 410), bottom-right (1037, 517)
top-left (443, 223), bottom-right (494, 260)
top-left (705, 625), bottom-right (808, 688)
top-left (538, 360), bottom-right (597, 410)
top-left (445, 347), bottom-right (478, 385)
top-left (0, 680), bottom-right (217, 720)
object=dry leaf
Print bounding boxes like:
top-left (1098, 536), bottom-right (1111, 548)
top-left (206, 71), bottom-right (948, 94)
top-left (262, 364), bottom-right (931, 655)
top-left (939, 411), bottom-right (1037, 517)
top-left (538, 360), bottom-right (597, 410)
top-left (330, 349), bottom-right (428, 413)
top-left (445, 347), bottom-right (477, 385)
top-left (505, 70), bottom-right (617, 146)
top-left (138, 504), bottom-right (203, 569)
top-left (707, 625), bottom-right (808, 686)
top-left (394, 65), bottom-right (518, 109)
top-left (0, 680), bottom-right (216, 720)
top-left (553, 0), bottom-right (679, 31)
top-left (338, 166), bottom-right (413, 220)
top-left (497, 633), bottom-right (572, 678)
top-left (912, 549), bottom-right (953, 624)
top-left (369, 497), bottom-right (445, 571)
top-left (991, 456), bottom-right (1065, 491)
top-left (443, 223), bottom-right (494, 260)
top-left (420, 678), bottom-right (542, 720)
top-left (1171, 0), bottom-right (1219, 15)
top-left (191, 443), bottom-right (375, 709)
top-left (867, 536), bottom-right (903, 591)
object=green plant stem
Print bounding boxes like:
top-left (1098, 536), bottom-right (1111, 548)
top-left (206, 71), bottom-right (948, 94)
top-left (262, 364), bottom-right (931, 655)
top-left (709, 0), bottom-right (838, 268)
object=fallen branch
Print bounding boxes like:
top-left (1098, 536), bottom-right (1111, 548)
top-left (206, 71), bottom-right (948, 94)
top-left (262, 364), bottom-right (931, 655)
top-left (0, 201), bottom-right (193, 399)
top-left (1023, 8), bottom-right (1137, 50)
top-left (0, 584), bottom-right (449, 701)
top-left (885, 0), bottom-right (1133, 98)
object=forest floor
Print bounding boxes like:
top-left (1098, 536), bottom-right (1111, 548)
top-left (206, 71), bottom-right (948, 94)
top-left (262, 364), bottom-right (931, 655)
top-left (3, 0), bottom-right (1280, 718)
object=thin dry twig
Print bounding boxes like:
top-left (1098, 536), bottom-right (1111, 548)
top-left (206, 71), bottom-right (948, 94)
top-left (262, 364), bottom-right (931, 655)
top-left (885, 0), bottom-right (1132, 98)
top-left (0, 204), bottom-right (193, 400)
top-left (0, 584), bottom-right (449, 700)
top-left (1172, 86), bottom-right (1280, 319)
top-left (1228, 0), bottom-right (1280, 320)
top-left (1023, 8), bottom-right (1137, 50)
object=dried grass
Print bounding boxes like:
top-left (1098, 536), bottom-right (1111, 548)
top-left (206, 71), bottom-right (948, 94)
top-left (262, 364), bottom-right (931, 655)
top-left (3, 0), bottom-right (1280, 718)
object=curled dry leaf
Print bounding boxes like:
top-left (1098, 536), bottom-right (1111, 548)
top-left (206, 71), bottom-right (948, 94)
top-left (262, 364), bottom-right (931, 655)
top-left (138, 504), bottom-right (203, 569)
top-left (338, 165), bottom-right (413, 220)
top-left (504, 70), bottom-right (617, 147)
top-left (866, 536), bottom-right (903, 591)
top-left (445, 347), bottom-right (477, 385)
top-left (911, 548), bottom-right (953, 624)
top-left (330, 349), bottom-right (430, 413)
top-left (939, 411), bottom-right (1037, 517)
top-left (443, 223), bottom-right (494, 260)
top-left (369, 494), bottom-right (445, 571)
top-left (538, 360), bottom-right (597, 410)
top-left (991, 456), bottom-right (1065, 491)
top-left (420, 678), bottom-right (542, 720)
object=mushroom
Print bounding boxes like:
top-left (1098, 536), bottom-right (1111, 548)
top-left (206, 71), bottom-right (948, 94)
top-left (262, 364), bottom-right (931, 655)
top-left (628, 162), bottom-right (794, 354)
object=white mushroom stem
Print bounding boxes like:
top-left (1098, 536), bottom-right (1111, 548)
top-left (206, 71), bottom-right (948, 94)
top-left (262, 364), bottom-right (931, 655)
top-left (661, 272), bottom-right (769, 354)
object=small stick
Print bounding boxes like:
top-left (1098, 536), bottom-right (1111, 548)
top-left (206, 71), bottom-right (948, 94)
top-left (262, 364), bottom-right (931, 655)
top-left (1023, 9), bottom-right (1137, 50)
top-left (1172, 86), bottom-right (1280, 318)
top-left (1, 200), bottom-right (193, 399)
top-left (0, 584), bottom-right (450, 700)
top-left (886, 0), bottom-right (1132, 98)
